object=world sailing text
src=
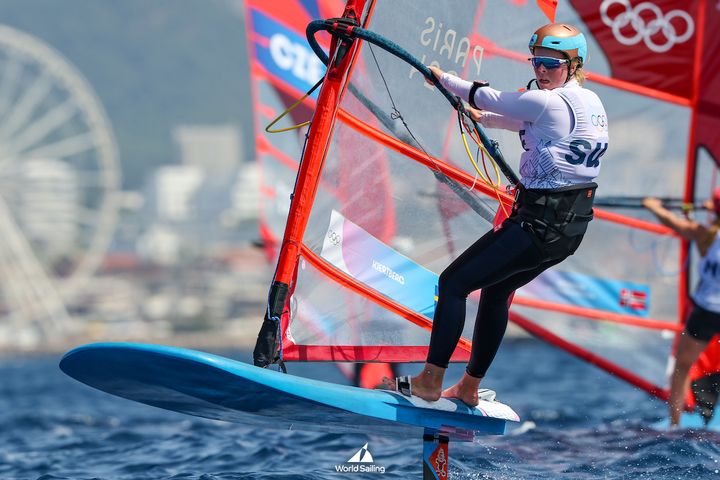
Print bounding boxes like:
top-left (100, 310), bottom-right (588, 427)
top-left (335, 464), bottom-right (386, 473)
top-left (372, 260), bottom-right (405, 285)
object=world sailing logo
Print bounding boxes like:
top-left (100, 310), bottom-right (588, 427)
top-left (335, 443), bottom-right (386, 474)
top-left (348, 443), bottom-right (374, 463)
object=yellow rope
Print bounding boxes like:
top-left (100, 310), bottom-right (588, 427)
top-left (264, 97), bottom-right (312, 133)
top-left (459, 113), bottom-right (511, 218)
top-left (265, 79), bottom-right (323, 133)
top-left (459, 115), bottom-right (500, 187)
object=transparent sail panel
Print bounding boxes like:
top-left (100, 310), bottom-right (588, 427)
top-left (289, 256), bottom-right (431, 346)
top-left (512, 305), bottom-right (674, 388)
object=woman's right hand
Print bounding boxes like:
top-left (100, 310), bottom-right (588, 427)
top-left (425, 65), bottom-right (444, 85)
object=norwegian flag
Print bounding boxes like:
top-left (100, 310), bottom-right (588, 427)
top-left (619, 288), bottom-right (647, 311)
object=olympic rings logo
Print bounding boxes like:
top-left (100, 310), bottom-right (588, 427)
top-left (591, 114), bottom-right (608, 130)
top-left (600, 0), bottom-right (694, 53)
top-left (327, 230), bottom-right (342, 246)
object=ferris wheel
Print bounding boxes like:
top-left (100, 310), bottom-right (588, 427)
top-left (0, 24), bottom-right (121, 349)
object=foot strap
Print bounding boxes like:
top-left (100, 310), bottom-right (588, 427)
top-left (396, 375), bottom-right (412, 397)
top-left (477, 388), bottom-right (496, 402)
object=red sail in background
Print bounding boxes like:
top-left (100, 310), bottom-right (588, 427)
top-left (568, 0), bottom-right (720, 404)
top-left (245, 0), bottom-right (346, 261)
top-left (691, 337), bottom-right (720, 381)
top-left (572, 1), bottom-right (697, 98)
top-left (571, 1), bottom-right (720, 393)
top-left (695, 3), bottom-right (720, 172)
top-left (572, 0), bottom-right (719, 166)
top-left (245, 0), bottom-right (395, 255)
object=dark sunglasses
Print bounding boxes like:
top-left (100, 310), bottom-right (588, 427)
top-left (529, 56), bottom-right (569, 70)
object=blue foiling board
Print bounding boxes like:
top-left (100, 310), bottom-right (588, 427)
top-left (60, 343), bottom-right (519, 441)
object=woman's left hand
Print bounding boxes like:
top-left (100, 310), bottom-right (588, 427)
top-left (466, 106), bottom-right (483, 123)
top-left (642, 197), bottom-right (662, 211)
top-left (425, 65), bottom-right (444, 85)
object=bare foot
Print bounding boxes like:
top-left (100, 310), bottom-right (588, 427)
top-left (442, 384), bottom-right (478, 407)
top-left (407, 375), bottom-right (442, 402)
top-left (441, 372), bottom-right (482, 407)
top-left (377, 364), bottom-right (445, 402)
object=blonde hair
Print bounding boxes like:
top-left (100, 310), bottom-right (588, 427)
top-left (571, 59), bottom-right (585, 85)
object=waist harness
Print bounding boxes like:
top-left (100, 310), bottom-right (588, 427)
top-left (513, 182), bottom-right (597, 240)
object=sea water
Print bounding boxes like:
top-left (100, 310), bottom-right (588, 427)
top-left (1, 339), bottom-right (719, 480)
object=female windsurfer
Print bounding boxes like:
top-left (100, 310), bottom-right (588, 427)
top-left (643, 189), bottom-right (720, 426)
top-left (384, 23), bottom-right (609, 406)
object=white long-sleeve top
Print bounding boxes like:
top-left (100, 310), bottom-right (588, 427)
top-left (694, 231), bottom-right (720, 313)
top-left (439, 72), bottom-right (609, 189)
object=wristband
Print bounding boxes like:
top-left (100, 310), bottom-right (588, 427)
top-left (468, 81), bottom-right (490, 110)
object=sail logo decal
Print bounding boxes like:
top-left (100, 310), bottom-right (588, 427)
top-left (334, 443), bottom-right (386, 474)
top-left (328, 229), bottom-right (342, 246)
top-left (428, 444), bottom-right (447, 479)
top-left (269, 32), bottom-right (324, 85)
top-left (600, 0), bottom-right (694, 53)
top-left (410, 16), bottom-right (484, 84)
top-left (321, 211), bottom-right (438, 318)
top-left (417, 16), bottom-right (484, 75)
top-left (251, 11), bottom-right (325, 95)
top-left (323, 212), bottom-right (653, 319)
top-left (372, 259), bottom-right (405, 285)
top-left (520, 269), bottom-right (651, 317)
top-left (619, 288), bottom-right (648, 311)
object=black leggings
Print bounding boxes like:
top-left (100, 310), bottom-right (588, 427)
top-left (426, 219), bottom-right (570, 377)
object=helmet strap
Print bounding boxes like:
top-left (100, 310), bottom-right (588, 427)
top-left (564, 54), bottom-right (573, 83)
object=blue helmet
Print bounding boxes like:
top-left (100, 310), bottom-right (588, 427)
top-left (528, 23), bottom-right (587, 65)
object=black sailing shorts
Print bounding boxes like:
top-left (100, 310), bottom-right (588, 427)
top-left (686, 301), bottom-right (720, 341)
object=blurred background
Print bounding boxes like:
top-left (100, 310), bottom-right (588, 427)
top-left (2, 4), bottom-right (720, 478)
top-left (0, 0), bottom-right (270, 353)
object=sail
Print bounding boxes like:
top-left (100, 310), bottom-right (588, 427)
top-left (259, 0), bottom-right (511, 364)
top-left (245, 0), bottom-right (343, 260)
top-left (252, 0), bottom-right (718, 404)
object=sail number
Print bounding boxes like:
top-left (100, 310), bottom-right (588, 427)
top-left (564, 140), bottom-right (608, 168)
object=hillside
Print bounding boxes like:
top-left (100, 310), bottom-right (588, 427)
top-left (0, 0), bottom-right (254, 188)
